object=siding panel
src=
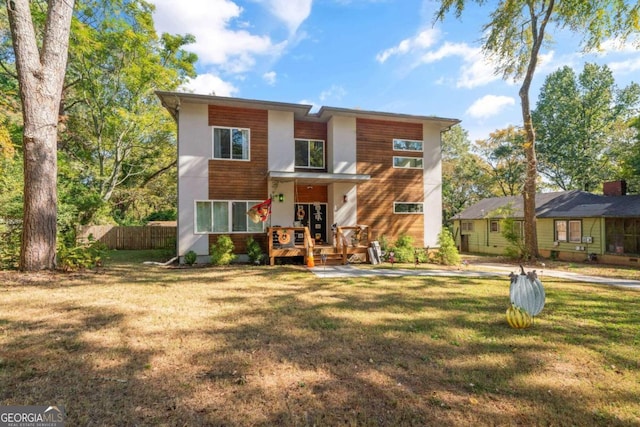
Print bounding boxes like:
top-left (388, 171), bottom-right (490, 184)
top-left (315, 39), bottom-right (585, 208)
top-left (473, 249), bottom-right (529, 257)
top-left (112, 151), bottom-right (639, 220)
top-left (208, 105), bottom-right (269, 200)
top-left (356, 118), bottom-right (424, 244)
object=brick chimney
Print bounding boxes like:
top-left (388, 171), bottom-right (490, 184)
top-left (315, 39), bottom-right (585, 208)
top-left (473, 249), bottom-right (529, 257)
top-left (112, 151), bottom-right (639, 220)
top-left (603, 180), bottom-right (627, 196)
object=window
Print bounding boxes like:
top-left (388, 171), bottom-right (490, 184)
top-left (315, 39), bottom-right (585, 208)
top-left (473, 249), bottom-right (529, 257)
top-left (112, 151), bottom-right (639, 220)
top-left (295, 139), bottom-right (325, 168)
top-left (393, 156), bottom-right (423, 169)
top-left (555, 220), bottom-right (581, 242)
top-left (195, 200), bottom-right (264, 234)
top-left (461, 222), bottom-right (474, 232)
top-left (512, 220), bottom-right (524, 238)
top-left (394, 202), bottom-right (424, 214)
top-left (213, 127), bottom-right (249, 160)
top-left (490, 220), bottom-right (500, 233)
top-left (393, 139), bottom-right (423, 152)
top-left (605, 218), bottom-right (640, 255)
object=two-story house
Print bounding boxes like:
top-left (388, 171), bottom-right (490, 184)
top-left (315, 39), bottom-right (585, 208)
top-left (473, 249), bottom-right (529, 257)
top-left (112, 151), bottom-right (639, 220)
top-left (156, 91), bottom-right (459, 263)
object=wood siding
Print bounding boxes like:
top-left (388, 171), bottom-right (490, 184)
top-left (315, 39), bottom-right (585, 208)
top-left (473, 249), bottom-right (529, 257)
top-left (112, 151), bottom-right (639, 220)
top-left (207, 105), bottom-right (269, 253)
top-left (356, 118), bottom-right (424, 243)
top-left (208, 105), bottom-right (269, 200)
top-left (294, 121), bottom-right (327, 171)
top-left (294, 120), bottom-right (327, 141)
top-left (295, 184), bottom-right (328, 203)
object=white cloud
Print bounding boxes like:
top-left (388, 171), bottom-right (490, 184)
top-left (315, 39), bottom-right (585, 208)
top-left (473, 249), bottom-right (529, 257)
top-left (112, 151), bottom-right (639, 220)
top-left (181, 74), bottom-right (239, 97)
top-left (418, 42), bottom-right (499, 89)
top-left (466, 95), bottom-right (515, 119)
top-left (608, 58), bottom-right (640, 74)
top-left (376, 28), bottom-right (440, 63)
top-left (263, 71), bottom-right (277, 85)
top-left (319, 85), bottom-right (347, 103)
top-left (264, 0), bottom-right (313, 34)
top-left (152, 0), bottom-right (287, 74)
top-left (598, 36), bottom-right (640, 54)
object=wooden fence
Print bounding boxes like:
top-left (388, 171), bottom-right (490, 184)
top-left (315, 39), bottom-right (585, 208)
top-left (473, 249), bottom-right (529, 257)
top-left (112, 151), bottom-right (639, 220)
top-left (77, 225), bottom-right (176, 250)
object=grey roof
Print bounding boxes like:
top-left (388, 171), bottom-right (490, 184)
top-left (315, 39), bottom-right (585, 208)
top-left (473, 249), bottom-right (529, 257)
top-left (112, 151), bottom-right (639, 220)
top-left (156, 90), bottom-right (460, 129)
top-left (454, 190), bottom-right (640, 220)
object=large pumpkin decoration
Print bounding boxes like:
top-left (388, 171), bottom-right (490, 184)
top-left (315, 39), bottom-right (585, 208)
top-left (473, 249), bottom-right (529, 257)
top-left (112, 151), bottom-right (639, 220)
top-left (506, 265), bottom-right (546, 328)
top-left (509, 266), bottom-right (545, 316)
top-left (506, 304), bottom-right (533, 329)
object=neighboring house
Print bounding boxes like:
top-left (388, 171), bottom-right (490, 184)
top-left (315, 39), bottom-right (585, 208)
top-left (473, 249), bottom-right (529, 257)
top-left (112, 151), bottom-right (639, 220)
top-left (452, 181), bottom-right (640, 266)
top-left (156, 91), bottom-right (459, 263)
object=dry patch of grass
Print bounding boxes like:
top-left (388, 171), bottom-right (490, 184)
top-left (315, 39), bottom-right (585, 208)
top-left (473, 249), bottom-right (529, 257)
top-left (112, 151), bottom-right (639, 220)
top-left (1, 251), bottom-right (639, 426)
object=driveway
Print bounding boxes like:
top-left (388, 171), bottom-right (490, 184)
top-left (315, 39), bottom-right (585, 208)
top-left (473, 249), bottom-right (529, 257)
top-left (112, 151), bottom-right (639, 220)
top-left (310, 263), bottom-right (640, 290)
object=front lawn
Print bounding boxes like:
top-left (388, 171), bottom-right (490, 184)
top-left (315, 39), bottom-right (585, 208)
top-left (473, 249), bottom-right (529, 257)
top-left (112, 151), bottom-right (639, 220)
top-left (0, 252), bottom-right (638, 426)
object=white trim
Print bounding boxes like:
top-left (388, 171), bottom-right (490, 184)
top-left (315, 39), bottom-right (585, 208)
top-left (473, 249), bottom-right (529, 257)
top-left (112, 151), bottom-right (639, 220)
top-left (393, 156), bottom-right (423, 169)
top-left (393, 202), bottom-right (424, 214)
top-left (211, 126), bottom-right (251, 161)
top-left (393, 138), bottom-right (424, 152)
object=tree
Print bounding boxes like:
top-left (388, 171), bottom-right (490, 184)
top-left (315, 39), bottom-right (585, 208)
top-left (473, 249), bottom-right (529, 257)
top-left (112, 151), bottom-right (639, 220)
top-left (475, 126), bottom-right (527, 197)
top-left (436, 0), bottom-right (640, 260)
top-left (6, 0), bottom-right (75, 270)
top-left (59, 0), bottom-right (195, 224)
top-left (533, 63), bottom-right (640, 191)
top-left (441, 125), bottom-right (492, 225)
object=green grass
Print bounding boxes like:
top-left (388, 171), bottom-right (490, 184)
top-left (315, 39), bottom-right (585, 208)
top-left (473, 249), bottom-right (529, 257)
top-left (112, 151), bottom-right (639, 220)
top-left (0, 251), bottom-right (638, 426)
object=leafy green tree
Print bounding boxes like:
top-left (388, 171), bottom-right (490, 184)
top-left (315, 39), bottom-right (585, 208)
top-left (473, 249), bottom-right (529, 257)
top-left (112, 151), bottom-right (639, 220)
top-left (475, 126), bottom-right (527, 197)
top-left (434, 227), bottom-right (460, 266)
top-left (59, 0), bottom-right (196, 224)
top-left (435, 0), bottom-right (640, 260)
top-left (442, 125), bottom-right (492, 225)
top-left (533, 63), bottom-right (640, 191)
top-left (621, 117), bottom-right (640, 192)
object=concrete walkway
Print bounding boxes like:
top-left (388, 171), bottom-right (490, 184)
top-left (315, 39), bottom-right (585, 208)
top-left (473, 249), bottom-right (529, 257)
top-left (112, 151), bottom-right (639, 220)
top-left (309, 263), bottom-right (640, 290)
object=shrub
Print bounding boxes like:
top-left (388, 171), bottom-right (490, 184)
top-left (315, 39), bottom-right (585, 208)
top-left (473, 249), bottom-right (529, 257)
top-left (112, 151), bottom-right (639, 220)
top-left (246, 236), bottom-right (263, 264)
top-left (390, 234), bottom-right (415, 263)
top-left (0, 221), bottom-right (21, 270)
top-left (434, 228), bottom-right (460, 266)
top-left (184, 250), bottom-right (197, 266)
top-left (57, 237), bottom-right (108, 272)
top-left (211, 235), bottom-right (236, 266)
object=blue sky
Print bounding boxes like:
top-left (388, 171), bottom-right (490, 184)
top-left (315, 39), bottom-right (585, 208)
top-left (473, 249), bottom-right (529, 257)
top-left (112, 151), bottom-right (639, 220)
top-left (151, 0), bottom-right (640, 143)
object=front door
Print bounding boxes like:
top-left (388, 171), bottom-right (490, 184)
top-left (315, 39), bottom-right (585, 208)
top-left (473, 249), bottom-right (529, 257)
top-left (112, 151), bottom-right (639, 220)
top-left (294, 203), bottom-right (327, 244)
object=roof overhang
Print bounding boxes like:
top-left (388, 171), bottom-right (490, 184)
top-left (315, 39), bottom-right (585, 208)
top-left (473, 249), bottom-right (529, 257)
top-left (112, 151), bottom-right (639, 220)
top-left (156, 91), bottom-right (461, 130)
top-left (268, 171), bottom-right (371, 185)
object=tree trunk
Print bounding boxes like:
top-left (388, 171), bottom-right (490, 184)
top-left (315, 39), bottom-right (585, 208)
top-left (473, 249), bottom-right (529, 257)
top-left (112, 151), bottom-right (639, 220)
top-left (7, 0), bottom-right (75, 270)
top-left (517, 0), bottom-right (555, 261)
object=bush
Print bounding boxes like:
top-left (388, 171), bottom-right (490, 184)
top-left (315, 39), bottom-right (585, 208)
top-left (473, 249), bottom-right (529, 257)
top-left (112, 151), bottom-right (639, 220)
top-left (57, 237), bottom-right (108, 272)
top-left (0, 221), bottom-right (21, 270)
top-left (389, 234), bottom-right (415, 263)
top-left (211, 235), bottom-right (236, 266)
top-left (434, 228), bottom-right (460, 266)
top-left (184, 250), bottom-right (197, 266)
top-left (246, 236), bottom-right (263, 264)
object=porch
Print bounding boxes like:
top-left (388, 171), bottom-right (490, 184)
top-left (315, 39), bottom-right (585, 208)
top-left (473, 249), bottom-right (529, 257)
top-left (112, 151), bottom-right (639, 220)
top-left (267, 225), bottom-right (373, 266)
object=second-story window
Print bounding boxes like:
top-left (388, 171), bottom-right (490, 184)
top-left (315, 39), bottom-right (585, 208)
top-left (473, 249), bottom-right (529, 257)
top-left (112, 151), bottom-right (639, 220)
top-left (213, 127), bottom-right (250, 160)
top-left (295, 139), bottom-right (325, 169)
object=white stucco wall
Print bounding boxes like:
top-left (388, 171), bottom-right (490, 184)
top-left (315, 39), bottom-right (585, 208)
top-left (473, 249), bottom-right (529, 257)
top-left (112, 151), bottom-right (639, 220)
top-left (331, 183), bottom-right (357, 233)
top-left (268, 110), bottom-right (295, 173)
top-left (177, 103), bottom-right (210, 259)
top-left (328, 116), bottom-right (357, 174)
top-left (422, 123), bottom-right (443, 247)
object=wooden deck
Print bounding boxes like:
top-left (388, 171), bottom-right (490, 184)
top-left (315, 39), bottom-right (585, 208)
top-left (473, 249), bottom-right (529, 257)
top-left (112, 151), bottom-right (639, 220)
top-left (267, 225), bottom-right (372, 266)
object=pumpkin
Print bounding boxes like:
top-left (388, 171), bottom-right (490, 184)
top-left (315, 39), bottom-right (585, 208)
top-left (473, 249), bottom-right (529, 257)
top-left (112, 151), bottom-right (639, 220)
top-left (506, 304), bottom-right (533, 329)
top-left (509, 266), bottom-right (545, 317)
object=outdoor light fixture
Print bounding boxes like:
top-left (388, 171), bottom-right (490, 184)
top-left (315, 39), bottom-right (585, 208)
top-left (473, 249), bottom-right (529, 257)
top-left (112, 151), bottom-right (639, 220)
top-left (278, 193), bottom-right (284, 202)
top-left (343, 194), bottom-right (348, 203)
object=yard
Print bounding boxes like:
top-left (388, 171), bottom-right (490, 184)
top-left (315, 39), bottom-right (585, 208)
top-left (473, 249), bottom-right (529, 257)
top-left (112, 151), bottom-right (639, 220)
top-left (1, 251), bottom-right (639, 426)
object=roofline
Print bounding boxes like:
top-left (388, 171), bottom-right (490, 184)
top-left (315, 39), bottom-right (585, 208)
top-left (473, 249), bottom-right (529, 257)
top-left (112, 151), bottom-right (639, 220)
top-left (155, 90), bottom-right (461, 128)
